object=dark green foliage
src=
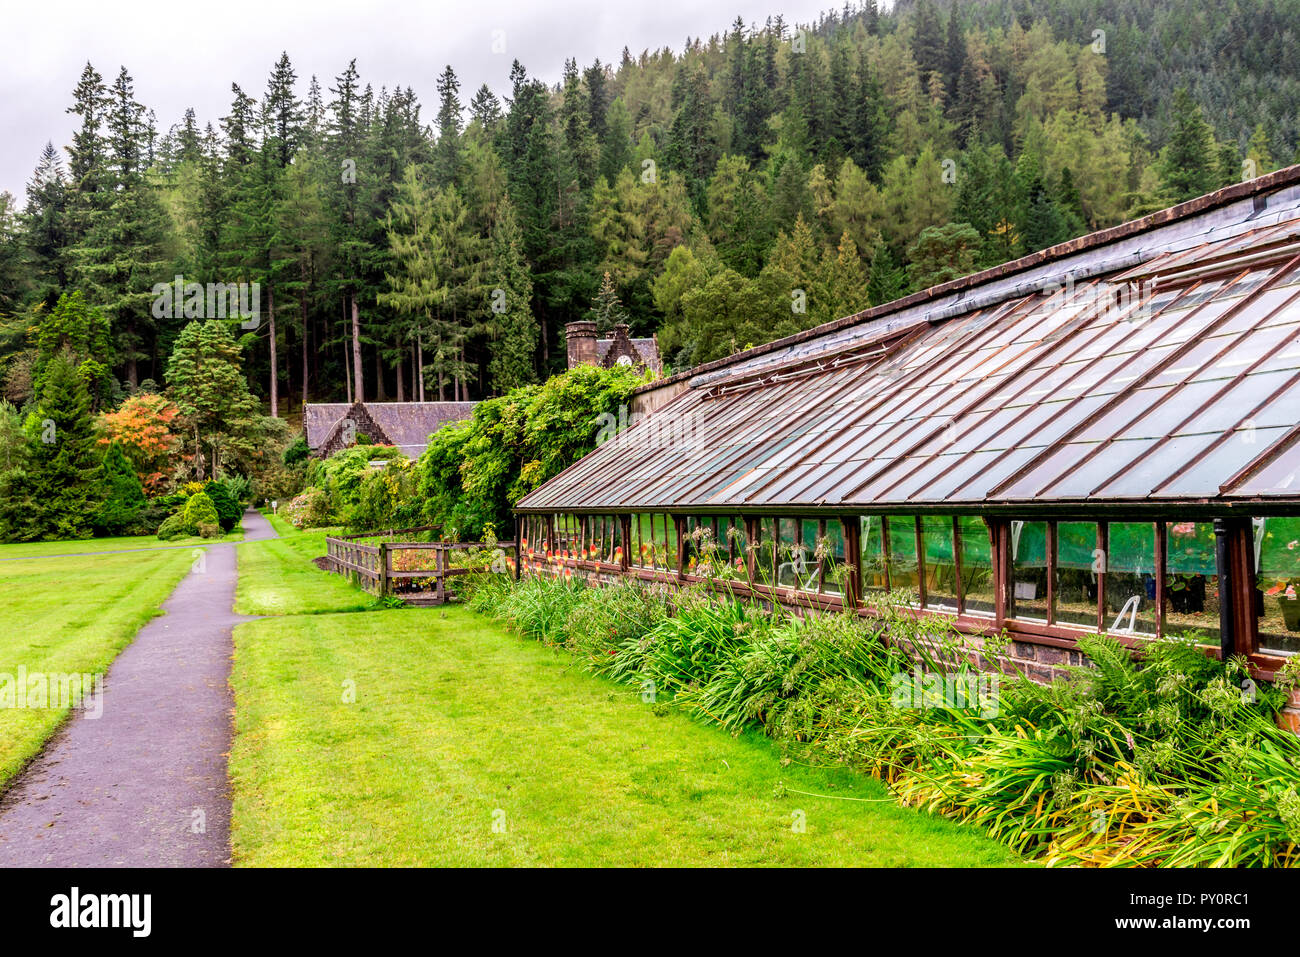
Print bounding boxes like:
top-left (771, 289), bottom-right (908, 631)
top-left (307, 444), bottom-right (406, 521)
top-left (0, 1), bottom-right (1295, 415)
top-left (415, 364), bottom-right (642, 539)
top-left (0, 353), bottom-right (101, 542)
top-left (865, 242), bottom-right (908, 306)
top-left (203, 479), bottom-right (241, 532)
top-left (31, 291), bottom-right (114, 409)
top-left (906, 222), bottom-right (982, 290)
top-left (349, 460), bottom-right (420, 532)
top-left (1158, 87), bottom-right (1222, 203)
top-left (282, 434), bottom-right (309, 466)
top-left (94, 440), bottom-right (146, 535)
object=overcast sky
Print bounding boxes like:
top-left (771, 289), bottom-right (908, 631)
top-left (0, 0), bottom-right (843, 199)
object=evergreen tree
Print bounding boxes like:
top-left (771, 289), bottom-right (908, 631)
top-left (469, 84), bottom-right (502, 133)
top-left (8, 353), bottom-right (101, 541)
top-left (1158, 87), bottom-right (1220, 202)
top-left (23, 142), bottom-right (69, 301)
top-left (911, 0), bottom-right (946, 80)
top-left (32, 290), bottom-right (114, 409)
top-left (485, 201), bottom-right (538, 392)
top-left (165, 320), bottom-right (261, 480)
top-left (94, 440), bottom-right (146, 535)
top-left (907, 222), bottom-right (981, 289)
top-left (865, 241), bottom-right (907, 306)
top-left (203, 478), bottom-right (241, 531)
top-left (587, 270), bottom-right (629, 332)
top-left (64, 63), bottom-right (109, 252)
top-left (599, 97), bottom-right (635, 183)
top-left (72, 67), bottom-right (169, 387)
top-left (433, 65), bottom-right (463, 188)
top-left (263, 53), bottom-right (304, 169)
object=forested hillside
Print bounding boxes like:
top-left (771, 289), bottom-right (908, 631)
top-left (0, 0), bottom-right (1296, 412)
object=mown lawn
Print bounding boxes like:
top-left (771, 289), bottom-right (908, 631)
top-left (230, 605), bottom-right (1023, 867)
top-left (235, 523), bottom-right (372, 616)
top-left (0, 527), bottom-right (243, 561)
top-left (0, 545), bottom-right (197, 787)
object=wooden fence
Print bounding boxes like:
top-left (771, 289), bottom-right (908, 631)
top-left (325, 527), bottom-right (518, 605)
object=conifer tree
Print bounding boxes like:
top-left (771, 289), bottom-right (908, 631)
top-left (1158, 87), bottom-right (1220, 202)
top-left (865, 241), bottom-right (907, 306)
top-left (10, 353), bottom-right (101, 541)
top-left (485, 201), bottom-right (538, 392)
top-left (165, 320), bottom-right (261, 480)
top-left (23, 142), bottom-right (69, 301)
top-left (94, 440), bottom-right (146, 535)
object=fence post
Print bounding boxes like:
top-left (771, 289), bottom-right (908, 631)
top-left (436, 545), bottom-right (446, 604)
top-left (378, 542), bottom-right (389, 598)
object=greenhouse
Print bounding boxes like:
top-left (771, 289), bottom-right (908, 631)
top-left (517, 166), bottom-right (1300, 677)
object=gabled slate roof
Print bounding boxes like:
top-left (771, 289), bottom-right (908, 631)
top-left (305, 401), bottom-right (477, 459)
top-left (519, 166), bottom-right (1300, 513)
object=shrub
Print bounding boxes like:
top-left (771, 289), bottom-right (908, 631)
top-left (282, 434), bottom-right (310, 467)
top-left (203, 480), bottom-right (241, 532)
top-left (312, 445), bottom-right (406, 519)
top-left (283, 487), bottom-right (333, 529)
top-left (94, 441), bottom-right (147, 536)
top-left (182, 491), bottom-right (220, 535)
top-left (156, 512), bottom-right (189, 541)
top-left (252, 462), bottom-right (303, 505)
top-left (197, 521), bottom-right (221, 539)
top-left (414, 364), bottom-right (644, 539)
top-left (561, 578), bottom-right (671, 674)
top-left (349, 461), bottom-right (419, 532)
top-left (215, 473), bottom-right (251, 503)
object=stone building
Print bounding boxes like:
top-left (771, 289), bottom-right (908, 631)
top-left (304, 401), bottom-right (477, 459)
top-left (565, 321), bottom-right (662, 374)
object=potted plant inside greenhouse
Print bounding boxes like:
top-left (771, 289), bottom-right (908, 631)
top-left (1256, 518), bottom-right (1300, 635)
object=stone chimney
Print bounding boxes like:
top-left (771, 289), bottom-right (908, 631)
top-left (565, 320), bottom-right (598, 369)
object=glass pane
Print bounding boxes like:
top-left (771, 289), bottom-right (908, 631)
top-left (777, 518), bottom-right (801, 588)
top-left (885, 516), bottom-right (920, 604)
top-left (634, 513), bottom-right (654, 568)
top-left (860, 515), bottom-right (888, 594)
top-left (650, 514), bottom-right (665, 570)
top-left (608, 516), bottom-right (623, 565)
top-left (825, 519), bottom-right (846, 595)
top-left (1104, 523), bottom-right (1156, 636)
top-left (1163, 521), bottom-right (1221, 645)
top-left (664, 515), bottom-right (678, 571)
top-left (921, 515), bottom-right (959, 612)
top-left (798, 519), bottom-right (822, 592)
top-left (755, 518), bottom-right (777, 587)
top-left (715, 516), bottom-right (731, 563)
top-left (555, 514), bottom-right (571, 557)
top-left (1254, 516), bottom-right (1300, 654)
top-left (1010, 520), bottom-right (1049, 622)
top-left (958, 516), bottom-right (996, 616)
top-left (1055, 522), bottom-right (1099, 628)
top-left (721, 517), bottom-right (746, 571)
